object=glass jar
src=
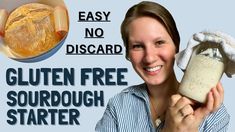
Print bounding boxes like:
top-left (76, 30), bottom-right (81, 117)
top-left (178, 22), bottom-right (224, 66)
top-left (179, 42), bottom-right (226, 103)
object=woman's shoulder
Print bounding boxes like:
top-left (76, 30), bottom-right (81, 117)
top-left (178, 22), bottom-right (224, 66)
top-left (107, 83), bottom-right (147, 106)
top-left (121, 83), bottom-right (146, 93)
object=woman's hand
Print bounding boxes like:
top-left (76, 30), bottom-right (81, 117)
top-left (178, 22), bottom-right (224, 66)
top-left (209, 82), bottom-right (224, 112)
top-left (162, 82), bottom-right (224, 132)
top-left (162, 94), bottom-right (197, 132)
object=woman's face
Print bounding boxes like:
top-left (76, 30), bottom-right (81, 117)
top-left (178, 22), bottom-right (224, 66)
top-left (128, 17), bottom-right (176, 86)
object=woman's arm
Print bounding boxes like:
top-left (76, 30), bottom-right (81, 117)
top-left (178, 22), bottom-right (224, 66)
top-left (95, 100), bottom-right (118, 132)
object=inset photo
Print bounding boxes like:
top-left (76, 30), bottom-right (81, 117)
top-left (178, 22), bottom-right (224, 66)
top-left (0, 0), bottom-right (69, 62)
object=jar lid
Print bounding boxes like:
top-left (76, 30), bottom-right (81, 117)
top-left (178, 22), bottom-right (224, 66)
top-left (176, 30), bottom-right (235, 77)
top-left (196, 45), bottom-right (224, 62)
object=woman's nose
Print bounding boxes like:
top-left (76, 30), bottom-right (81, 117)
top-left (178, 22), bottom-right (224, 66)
top-left (143, 46), bottom-right (157, 64)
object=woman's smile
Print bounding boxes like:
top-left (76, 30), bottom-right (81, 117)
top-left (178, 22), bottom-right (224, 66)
top-left (144, 65), bottom-right (163, 75)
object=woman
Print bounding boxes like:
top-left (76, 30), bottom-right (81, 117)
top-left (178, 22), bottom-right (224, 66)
top-left (96, 1), bottom-right (230, 132)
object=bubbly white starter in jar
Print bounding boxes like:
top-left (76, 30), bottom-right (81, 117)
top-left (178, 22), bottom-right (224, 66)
top-left (179, 53), bottom-right (225, 103)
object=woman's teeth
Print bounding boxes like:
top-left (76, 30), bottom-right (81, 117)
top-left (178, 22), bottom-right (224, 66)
top-left (145, 66), bottom-right (162, 72)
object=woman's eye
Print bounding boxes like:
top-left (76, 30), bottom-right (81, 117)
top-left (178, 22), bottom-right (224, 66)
top-left (131, 44), bottom-right (144, 50)
top-left (155, 40), bottom-right (165, 45)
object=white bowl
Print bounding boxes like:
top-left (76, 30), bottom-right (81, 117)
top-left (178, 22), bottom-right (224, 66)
top-left (0, 0), bottom-right (68, 62)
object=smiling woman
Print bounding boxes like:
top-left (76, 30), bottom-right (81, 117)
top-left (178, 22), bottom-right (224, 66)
top-left (95, 1), bottom-right (230, 132)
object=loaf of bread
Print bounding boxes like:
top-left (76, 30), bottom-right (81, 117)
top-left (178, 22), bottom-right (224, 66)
top-left (4, 3), bottom-right (61, 58)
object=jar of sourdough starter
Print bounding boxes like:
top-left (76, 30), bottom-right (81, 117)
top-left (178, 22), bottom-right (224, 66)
top-left (179, 42), bottom-right (226, 103)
